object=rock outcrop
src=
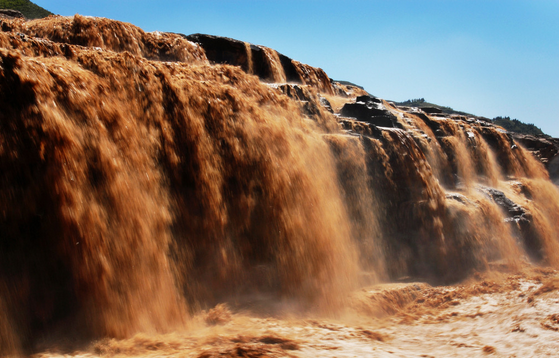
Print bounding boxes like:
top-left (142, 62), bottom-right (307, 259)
top-left (186, 33), bottom-right (335, 94)
top-left (0, 9), bottom-right (25, 19)
top-left (479, 186), bottom-right (543, 261)
top-left (340, 95), bottom-right (398, 128)
top-left (511, 133), bottom-right (559, 167)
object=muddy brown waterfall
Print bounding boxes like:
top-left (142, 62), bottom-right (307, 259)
top-left (0, 15), bottom-right (359, 353)
top-left (1, 15), bottom-right (559, 356)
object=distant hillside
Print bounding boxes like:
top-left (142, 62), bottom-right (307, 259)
top-left (0, 0), bottom-right (52, 19)
top-left (394, 98), bottom-right (473, 117)
top-left (394, 98), bottom-right (548, 136)
top-left (492, 116), bottom-right (544, 136)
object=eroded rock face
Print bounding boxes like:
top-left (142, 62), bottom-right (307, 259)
top-left (185, 33), bottom-right (335, 94)
top-left (478, 186), bottom-right (544, 261)
top-left (276, 84), bottom-right (314, 102)
top-left (185, 33), bottom-right (300, 82)
top-left (512, 133), bottom-right (559, 167)
top-left (273, 84), bottom-right (335, 124)
top-left (420, 107), bottom-right (442, 114)
top-left (340, 95), bottom-right (398, 128)
top-left (482, 187), bottom-right (526, 218)
top-left (0, 9), bottom-right (25, 19)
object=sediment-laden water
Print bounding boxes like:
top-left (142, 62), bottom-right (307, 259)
top-left (1, 15), bottom-right (558, 357)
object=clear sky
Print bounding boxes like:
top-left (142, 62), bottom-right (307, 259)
top-left (34, 0), bottom-right (559, 137)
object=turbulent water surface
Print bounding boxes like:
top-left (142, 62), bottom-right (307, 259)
top-left (1, 15), bottom-right (558, 357)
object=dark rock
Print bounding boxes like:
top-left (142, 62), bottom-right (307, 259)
top-left (446, 193), bottom-right (475, 206)
top-left (451, 115), bottom-right (469, 121)
top-left (0, 9), bottom-right (25, 19)
top-left (511, 133), bottom-right (559, 166)
top-left (410, 111), bottom-right (445, 136)
top-left (482, 188), bottom-right (526, 218)
top-left (276, 84), bottom-right (328, 118)
top-left (341, 102), bottom-right (382, 118)
top-left (185, 33), bottom-right (301, 83)
top-left (356, 95), bottom-right (381, 104)
top-left (478, 186), bottom-right (544, 261)
top-left (185, 34), bottom-right (256, 73)
top-left (319, 96), bottom-right (333, 113)
top-left (340, 119), bottom-right (383, 139)
top-left (185, 33), bottom-right (336, 94)
top-left (277, 52), bottom-right (301, 83)
top-left (340, 101), bottom-right (396, 128)
top-left (421, 107), bottom-right (443, 114)
top-left (369, 115), bottom-right (396, 127)
top-left (277, 84), bottom-right (313, 102)
top-left (2, 20), bottom-right (12, 32)
top-left (480, 126), bottom-right (514, 150)
top-left (301, 101), bottom-right (321, 117)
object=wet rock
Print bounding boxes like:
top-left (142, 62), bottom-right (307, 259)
top-left (275, 84), bottom-right (327, 118)
top-left (186, 34), bottom-right (260, 73)
top-left (277, 84), bottom-right (313, 102)
top-left (340, 99), bottom-right (397, 128)
top-left (186, 33), bottom-right (336, 93)
top-left (478, 186), bottom-right (544, 261)
top-left (301, 101), bottom-right (322, 117)
top-left (319, 96), bottom-right (333, 113)
top-left (446, 193), bottom-right (475, 206)
top-left (186, 33), bottom-right (298, 82)
top-left (480, 126), bottom-right (514, 148)
top-left (411, 111), bottom-right (453, 138)
top-left (482, 188), bottom-right (525, 218)
top-left (339, 119), bottom-right (383, 138)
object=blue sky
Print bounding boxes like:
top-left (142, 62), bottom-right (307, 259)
top-left (34, 0), bottom-right (559, 137)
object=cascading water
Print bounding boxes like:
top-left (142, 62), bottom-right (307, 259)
top-left (243, 42), bottom-right (253, 75)
top-left (260, 47), bottom-right (287, 83)
top-left (1, 15), bottom-right (360, 353)
top-left (1, 14), bottom-right (559, 357)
